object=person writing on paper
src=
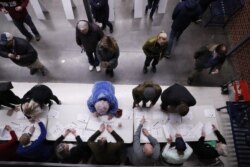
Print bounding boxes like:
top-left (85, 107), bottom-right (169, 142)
top-left (54, 129), bottom-right (91, 163)
top-left (16, 119), bottom-right (53, 162)
top-left (0, 125), bottom-right (19, 161)
top-left (132, 81), bottom-right (162, 108)
top-left (190, 124), bottom-right (228, 161)
top-left (0, 82), bottom-right (21, 113)
top-left (87, 123), bottom-right (124, 165)
top-left (161, 83), bottom-right (196, 116)
top-left (21, 84), bottom-right (61, 119)
top-left (127, 117), bottom-right (160, 166)
top-left (161, 133), bottom-right (193, 165)
top-left (87, 81), bottom-right (118, 120)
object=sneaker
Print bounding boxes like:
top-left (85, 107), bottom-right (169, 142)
top-left (35, 34), bottom-right (41, 41)
top-left (89, 65), bottom-right (94, 71)
top-left (151, 66), bottom-right (157, 73)
top-left (96, 66), bottom-right (101, 72)
top-left (143, 66), bottom-right (148, 74)
top-left (26, 36), bottom-right (33, 42)
top-left (164, 52), bottom-right (171, 59)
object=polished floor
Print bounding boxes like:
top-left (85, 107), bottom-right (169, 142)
top-left (0, 0), bottom-right (238, 166)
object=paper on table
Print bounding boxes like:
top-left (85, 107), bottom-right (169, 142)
top-left (204, 109), bottom-right (216, 118)
top-left (203, 122), bottom-right (213, 135)
top-left (0, 127), bottom-right (10, 140)
top-left (190, 122), bottom-right (203, 138)
top-left (16, 111), bottom-right (27, 120)
top-left (83, 130), bottom-right (96, 140)
top-left (168, 113), bottom-right (182, 124)
top-left (77, 113), bottom-right (90, 123)
top-left (182, 112), bottom-right (193, 121)
top-left (48, 109), bottom-right (59, 119)
top-left (151, 127), bottom-right (164, 138)
top-left (86, 120), bottom-right (101, 131)
top-left (163, 123), bottom-right (174, 138)
top-left (176, 124), bottom-right (194, 136)
top-left (50, 122), bottom-right (64, 137)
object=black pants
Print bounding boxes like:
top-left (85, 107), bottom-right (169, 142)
top-left (145, 0), bottom-right (160, 17)
top-left (86, 51), bottom-right (99, 66)
top-left (144, 56), bottom-right (160, 67)
top-left (101, 20), bottom-right (113, 31)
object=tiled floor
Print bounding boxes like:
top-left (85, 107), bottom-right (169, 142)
top-left (0, 0), bottom-right (238, 166)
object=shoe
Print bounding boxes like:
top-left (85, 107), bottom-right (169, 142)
top-left (143, 66), bottom-right (148, 74)
top-left (26, 36), bottom-right (33, 42)
top-left (187, 78), bottom-right (193, 85)
top-left (151, 66), bottom-right (156, 73)
top-left (96, 66), bottom-right (101, 72)
top-left (30, 69), bottom-right (38, 75)
top-left (89, 65), bottom-right (94, 71)
top-left (35, 34), bottom-right (41, 41)
top-left (149, 16), bottom-right (153, 21)
top-left (164, 52), bottom-right (171, 59)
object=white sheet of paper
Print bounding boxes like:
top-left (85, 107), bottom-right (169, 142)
top-left (163, 124), bottom-right (174, 138)
top-left (50, 122), bottom-right (64, 137)
top-left (0, 127), bottom-right (10, 140)
top-left (203, 122), bottom-right (213, 135)
top-left (168, 113), bottom-right (182, 124)
top-left (86, 120), bottom-right (101, 131)
top-left (204, 109), bottom-right (216, 118)
top-left (48, 109), bottom-right (59, 119)
top-left (16, 111), bottom-right (27, 120)
top-left (77, 113), bottom-right (90, 123)
top-left (190, 122), bottom-right (203, 138)
top-left (182, 112), bottom-right (193, 121)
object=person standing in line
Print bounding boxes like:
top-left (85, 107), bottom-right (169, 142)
top-left (0, 0), bottom-right (41, 42)
top-left (127, 116), bottom-right (160, 166)
top-left (142, 31), bottom-right (168, 74)
top-left (96, 36), bottom-right (119, 77)
top-left (145, 0), bottom-right (160, 20)
top-left (187, 43), bottom-right (227, 85)
top-left (90, 0), bottom-right (113, 33)
top-left (165, 0), bottom-right (201, 58)
top-left (0, 32), bottom-right (46, 75)
top-left (132, 80), bottom-right (162, 108)
top-left (76, 20), bottom-right (104, 72)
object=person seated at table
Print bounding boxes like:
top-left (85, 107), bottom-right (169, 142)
top-left (16, 119), bottom-right (53, 162)
top-left (87, 81), bottom-right (118, 120)
top-left (87, 123), bottom-right (124, 165)
top-left (54, 128), bottom-right (91, 163)
top-left (21, 84), bottom-right (61, 119)
top-left (0, 125), bottom-right (19, 161)
top-left (126, 116), bottom-right (160, 166)
top-left (190, 124), bottom-right (228, 162)
top-left (161, 83), bottom-right (196, 116)
top-left (161, 133), bottom-right (193, 165)
top-left (132, 80), bottom-right (162, 108)
top-left (0, 82), bottom-right (21, 112)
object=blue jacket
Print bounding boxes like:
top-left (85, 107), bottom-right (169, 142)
top-left (171, 0), bottom-right (201, 32)
top-left (17, 122), bottom-right (52, 161)
top-left (87, 81), bottom-right (118, 116)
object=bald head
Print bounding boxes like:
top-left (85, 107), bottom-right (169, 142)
top-left (77, 21), bottom-right (89, 34)
top-left (157, 32), bottom-right (167, 46)
top-left (143, 143), bottom-right (154, 157)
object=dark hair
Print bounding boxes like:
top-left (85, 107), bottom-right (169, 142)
top-left (215, 44), bottom-right (227, 56)
top-left (99, 36), bottom-right (118, 53)
top-left (176, 103), bottom-right (189, 116)
top-left (97, 139), bottom-right (108, 152)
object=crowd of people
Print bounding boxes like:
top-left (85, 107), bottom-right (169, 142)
top-left (0, 0), bottom-right (229, 166)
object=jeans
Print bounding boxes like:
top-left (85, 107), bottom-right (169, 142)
top-left (86, 51), bottom-right (99, 66)
top-left (13, 14), bottom-right (40, 39)
top-left (165, 29), bottom-right (183, 55)
top-left (145, 0), bottom-right (160, 18)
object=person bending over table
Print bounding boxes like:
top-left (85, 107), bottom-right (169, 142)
top-left (21, 84), bottom-right (61, 120)
top-left (87, 123), bottom-right (124, 165)
top-left (127, 116), bottom-right (160, 166)
top-left (16, 119), bottom-right (53, 162)
top-left (161, 133), bottom-right (193, 165)
top-left (54, 129), bottom-right (91, 163)
top-left (0, 125), bottom-right (19, 161)
top-left (87, 81), bottom-right (119, 120)
top-left (161, 83), bottom-right (196, 116)
top-left (132, 80), bottom-right (162, 108)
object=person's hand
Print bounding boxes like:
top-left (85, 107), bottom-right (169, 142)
top-left (70, 129), bottom-right (77, 136)
top-left (175, 133), bottom-right (182, 138)
top-left (211, 69), bottom-right (219, 75)
top-left (29, 126), bottom-right (35, 135)
top-left (99, 123), bottom-right (105, 132)
top-left (8, 53), bottom-right (16, 59)
top-left (108, 114), bottom-right (113, 120)
top-left (107, 125), bottom-right (113, 133)
top-left (64, 129), bottom-right (71, 137)
top-left (1, 8), bottom-right (8, 13)
top-left (15, 6), bottom-right (23, 11)
top-left (142, 128), bottom-right (150, 137)
top-left (212, 124), bottom-right (217, 131)
top-left (167, 135), bottom-right (173, 143)
top-left (140, 116), bottom-right (145, 125)
top-left (4, 125), bottom-right (12, 132)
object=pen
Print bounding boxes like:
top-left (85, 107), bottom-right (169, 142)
top-left (81, 48), bottom-right (84, 53)
top-left (154, 122), bottom-right (159, 127)
top-left (22, 126), bottom-right (28, 132)
top-left (11, 122), bottom-right (19, 125)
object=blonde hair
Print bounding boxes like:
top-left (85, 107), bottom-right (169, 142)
top-left (22, 100), bottom-right (41, 117)
top-left (99, 36), bottom-right (118, 53)
top-left (19, 133), bottom-right (30, 146)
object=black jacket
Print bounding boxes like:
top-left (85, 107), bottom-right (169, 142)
top-left (161, 83), bottom-right (196, 110)
top-left (0, 82), bottom-right (21, 109)
top-left (0, 37), bottom-right (37, 66)
top-left (90, 0), bottom-right (109, 23)
top-left (171, 0), bottom-right (201, 32)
